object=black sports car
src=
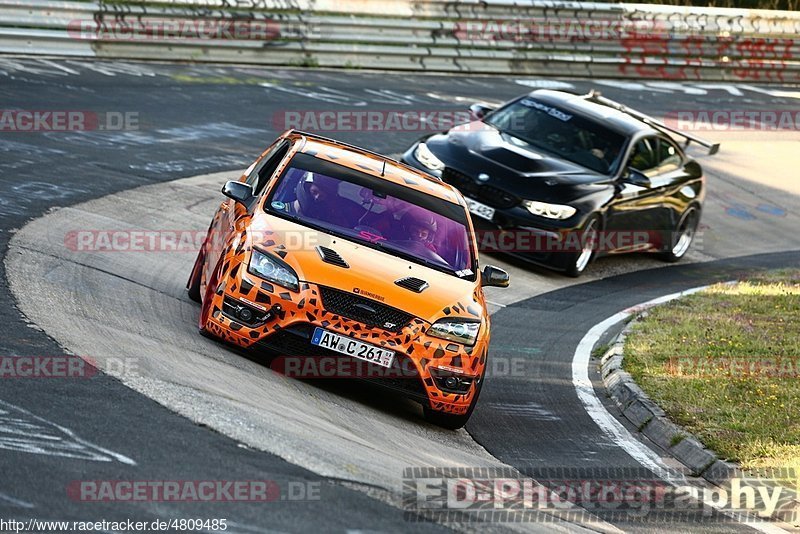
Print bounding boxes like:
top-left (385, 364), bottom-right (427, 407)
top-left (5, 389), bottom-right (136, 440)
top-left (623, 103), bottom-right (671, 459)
top-left (401, 90), bottom-right (719, 276)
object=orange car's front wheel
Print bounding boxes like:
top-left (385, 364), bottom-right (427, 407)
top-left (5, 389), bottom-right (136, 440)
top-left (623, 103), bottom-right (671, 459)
top-left (186, 248), bottom-right (205, 303)
top-left (423, 375), bottom-right (484, 430)
top-left (198, 259), bottom-right (223, 337)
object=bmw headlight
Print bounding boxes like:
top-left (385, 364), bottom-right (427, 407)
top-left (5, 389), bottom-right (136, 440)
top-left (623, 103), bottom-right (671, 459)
top-left (248, 249), bottom-right (299, 291)
top-left (428, 319), bottom-right (480, 346)
top-left (523, 200), bottom-right (576, 220)
top-left (413, 142), bottom-right (445, 171)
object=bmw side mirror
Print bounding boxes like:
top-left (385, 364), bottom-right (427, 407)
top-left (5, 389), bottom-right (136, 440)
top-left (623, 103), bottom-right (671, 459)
top-left (622, 168), bottom-right (651, 187)
top-left (469, 103), bottom-right (495, 120)
top-left (481, 265), bottom-right (510, 288)
top-left (221, 180), bottom-right (254, 205)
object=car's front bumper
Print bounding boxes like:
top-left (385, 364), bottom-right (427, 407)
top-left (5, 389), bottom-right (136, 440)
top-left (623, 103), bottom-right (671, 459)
top-left (203, 270), bottom-right (488, 416)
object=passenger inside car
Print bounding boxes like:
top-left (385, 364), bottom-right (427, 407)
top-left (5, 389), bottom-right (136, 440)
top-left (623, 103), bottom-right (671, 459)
top-left (287, 170), bottom-right (363, 227)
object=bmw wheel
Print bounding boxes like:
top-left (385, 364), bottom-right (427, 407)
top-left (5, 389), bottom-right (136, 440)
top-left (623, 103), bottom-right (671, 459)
top-left (564, 215), bottom-right (599, 278)
top-left (661, 206), bottom-right (700, 263)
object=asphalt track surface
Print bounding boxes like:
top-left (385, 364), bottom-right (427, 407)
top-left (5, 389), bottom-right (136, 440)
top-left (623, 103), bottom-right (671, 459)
top-left (2, 58), bottom-right (800, 533)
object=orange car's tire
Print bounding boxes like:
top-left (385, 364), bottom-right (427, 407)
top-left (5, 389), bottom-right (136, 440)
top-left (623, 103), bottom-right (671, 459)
top-left (198, 260), bottom-right (222, 338)
top-left (186, 248), bottom-right (205, 303)
top-left (423, 375), bottom-right (483, 430)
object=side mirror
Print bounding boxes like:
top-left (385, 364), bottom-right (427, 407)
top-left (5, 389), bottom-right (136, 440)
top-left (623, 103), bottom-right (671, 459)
top-left (481, 265), bottom-right (510, 288)
top-left (221, 180), bottom-right (254, 205)
top-left (622, 168), bottom-right (651, 187)
top-left (469, 103), bottom-right (495, 120)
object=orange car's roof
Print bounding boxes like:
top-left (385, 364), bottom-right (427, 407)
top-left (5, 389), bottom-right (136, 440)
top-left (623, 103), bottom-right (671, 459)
top-left (287, 131), bottom-right (465, 206)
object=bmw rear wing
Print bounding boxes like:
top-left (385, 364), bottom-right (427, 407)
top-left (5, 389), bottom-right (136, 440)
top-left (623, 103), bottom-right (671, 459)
top-left (584, 91), bottom-right (720, 156)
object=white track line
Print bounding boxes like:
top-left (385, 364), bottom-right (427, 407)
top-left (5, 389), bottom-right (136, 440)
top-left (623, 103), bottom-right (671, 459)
top-left (572, 284), bottom-right (788, 534)
top-left (0, 399), bottom-right (136, 466)
top-left (0, 492), bottom-right (34, 509)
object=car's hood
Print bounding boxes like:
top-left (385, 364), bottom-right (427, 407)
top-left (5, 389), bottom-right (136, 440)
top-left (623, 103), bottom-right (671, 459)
top-left (427, 122), bottom-right (612, 200)
top-left (246, 213), bottom-right (484, 325)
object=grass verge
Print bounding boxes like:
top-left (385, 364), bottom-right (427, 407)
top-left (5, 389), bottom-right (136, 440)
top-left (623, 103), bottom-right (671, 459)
top-left (623, 269), bottom-right (800, 471)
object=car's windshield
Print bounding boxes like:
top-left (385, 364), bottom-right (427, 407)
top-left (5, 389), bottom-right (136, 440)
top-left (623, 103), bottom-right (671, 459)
top-left (484, 96), bottom-right (626, 175)
top-left (265, 153), bottom-right (476, 279)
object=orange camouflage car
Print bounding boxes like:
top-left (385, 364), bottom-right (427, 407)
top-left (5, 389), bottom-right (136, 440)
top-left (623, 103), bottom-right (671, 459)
top-left (187, 130), bottom-right (509, 429)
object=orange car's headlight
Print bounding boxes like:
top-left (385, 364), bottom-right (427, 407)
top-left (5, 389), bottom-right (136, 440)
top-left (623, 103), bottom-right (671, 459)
top-left (248, 249), bottom-right (299, 292)
top-left (428, 319), bottom-right (480, 346)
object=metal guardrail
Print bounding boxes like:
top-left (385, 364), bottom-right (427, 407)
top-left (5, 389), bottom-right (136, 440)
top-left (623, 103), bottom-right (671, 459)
top-left (1, 0), bottom-right (799, 82)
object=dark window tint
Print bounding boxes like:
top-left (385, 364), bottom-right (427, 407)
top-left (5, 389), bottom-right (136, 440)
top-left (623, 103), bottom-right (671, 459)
top-left (628, 138), bottom-right (658, 172)
top-left (484, 96), bottom-right (627, 175)
top-left (247, 141), bottom-right (290, 195)
top-left (656, 138), bottom-right (682, 170)
top-left (265, 153), bottom-right (475, 278)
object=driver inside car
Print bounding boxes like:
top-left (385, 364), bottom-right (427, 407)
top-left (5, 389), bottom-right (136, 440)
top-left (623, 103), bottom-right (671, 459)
top-left (356, 189), bottom-right (410, 238)
top-left (400, 209), bottom-right (439, 253)
top-left (290, 172), bottom-right (363, 227)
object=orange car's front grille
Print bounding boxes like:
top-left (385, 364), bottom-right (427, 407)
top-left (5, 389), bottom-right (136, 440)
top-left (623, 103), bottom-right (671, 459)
top-left (318, 286), bottom-right (413, 332)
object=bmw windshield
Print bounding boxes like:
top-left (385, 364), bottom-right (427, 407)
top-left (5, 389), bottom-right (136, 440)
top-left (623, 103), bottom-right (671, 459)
top-left (265, 153), bottom-right (476, 280)
top-left (484, 96), bottom-right (627, 175)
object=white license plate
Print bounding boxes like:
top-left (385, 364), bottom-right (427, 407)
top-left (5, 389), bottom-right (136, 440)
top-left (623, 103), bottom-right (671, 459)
top-left (310, 327), bottom-right (395, 368)
top-left (466, 198), bottom-right (495, 221)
